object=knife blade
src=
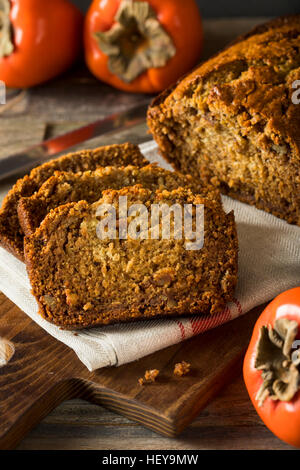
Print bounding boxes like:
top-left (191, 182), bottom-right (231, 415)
top-left (0, 101), bottom-right (150, 181)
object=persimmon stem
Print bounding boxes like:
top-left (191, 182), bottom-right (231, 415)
top-left (255, 318), bottom-right (300, 406)
top-left (94, 0), bottom-right (176, 83)
top-left (0, 0), bottom-right (13, 58)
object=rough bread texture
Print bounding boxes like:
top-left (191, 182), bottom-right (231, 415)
top-left (18, 164), bottom-right (220, 236)
top-left (147, 15), bottom-right (300, 226)
top-left (0, 143), bottom-right (147, 260)
top-left (24, 185), bottom-right (238, 329)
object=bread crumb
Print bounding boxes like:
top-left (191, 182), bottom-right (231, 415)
top-left (138, 369), bottom-right (160, 385)
top-left (174, 361), bottom-right (191, 376)
top-left (145, 369), bottom-right (159, 381)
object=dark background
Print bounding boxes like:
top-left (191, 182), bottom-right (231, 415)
top-left (71, 0), bottom-right (299, 18)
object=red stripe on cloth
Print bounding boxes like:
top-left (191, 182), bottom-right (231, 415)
top-left (232, 298), bottom-right (243, 316)
top-left (176, 320), bottom-right (186, 340)
top-left (190, 306), bottom-right (232, 336)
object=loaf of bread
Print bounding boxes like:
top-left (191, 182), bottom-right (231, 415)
top-left (24, 185), bottom-right (238, 329)
top-left (18, 164), bottom-right (219, 237)
top-left (147, 15), bottom-right (300, 226)
top-left (0, 143), bottom-right (147, 260)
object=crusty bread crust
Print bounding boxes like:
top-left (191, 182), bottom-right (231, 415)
top-left (147, 15), bottom-right (300, 225)
top-left (149, 15), bottom-right (300, 109)
top-left (24, 185), bottom-right (238, 329)
top-left (0, 143), bottom-right (148, 260)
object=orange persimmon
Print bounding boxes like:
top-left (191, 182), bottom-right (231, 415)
top-left (244, 287), bottom-right (300, 448)
top-left (84, 0), bottom-right (203, 93)
top-left (0, 0), bottom-right (83, 88)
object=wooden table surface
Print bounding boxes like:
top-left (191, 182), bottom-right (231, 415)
top-left (0, 17), bottom-right (293, 450)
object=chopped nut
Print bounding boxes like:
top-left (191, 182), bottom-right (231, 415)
top-left (174, 361), bottom-right (191, 376)
top-left (65, 289), bottom-right (79, 306)
top-left (43, 294), bottom-right (57, 310)
top-left (83, 302), bottom-right (93, 311)
top-left (153, 268), bottom-right (174, 287)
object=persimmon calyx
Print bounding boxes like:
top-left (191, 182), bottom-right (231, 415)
top-left (255, 318), bottom-right (300, 406)
top-left (94, 0), bottom-right (176, 83)
top-left (0, 0), bottom-right (13, 58)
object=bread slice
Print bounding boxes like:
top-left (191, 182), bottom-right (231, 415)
top-left (24, 185), bottom-right (238, 329)
top-left (0, 143), bottom-right (147, 260)
top-left (18, 164), bottom-right (220, 237)
top-left (147, 15), bottom-right (300, 226)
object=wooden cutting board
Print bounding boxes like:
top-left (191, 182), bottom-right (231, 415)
top-left (0, 292), bottom-right (263, 449)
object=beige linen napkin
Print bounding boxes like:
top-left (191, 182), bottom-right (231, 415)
top-left (0, 140), bottom-right (299, 371)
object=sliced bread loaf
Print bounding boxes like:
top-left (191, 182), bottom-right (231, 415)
top-left (18, 164), bottom-right (220, 237)
top-left (0, 143), bottom-right (147, 260)
top-left (24, 185), bottom-right (238, 329)
top-left (147, 15), bottom-right (300, 225)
